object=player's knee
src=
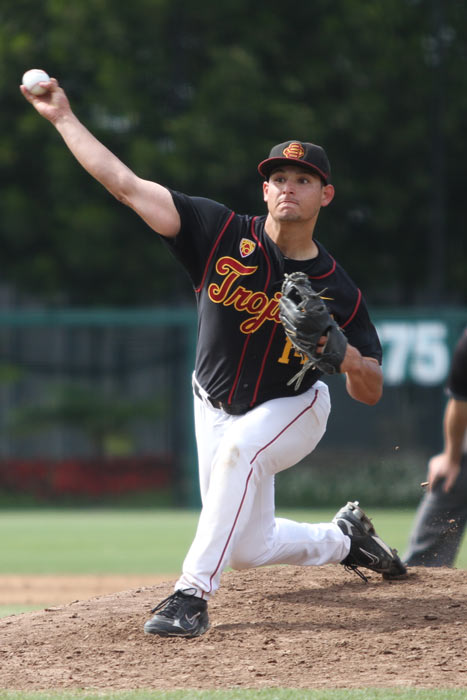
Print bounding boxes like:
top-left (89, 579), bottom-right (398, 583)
top-left (228, 554), bottom-right (253, 570)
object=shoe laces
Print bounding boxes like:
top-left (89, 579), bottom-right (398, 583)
top-left (344, 564), bottom-right (369, 583)
top-left (150, 588), bottom-right (198, 616)
top-left (150, 590), bottom-right (185, 616)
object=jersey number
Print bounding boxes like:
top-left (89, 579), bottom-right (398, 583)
top-left (277, 337), bottom-right (306, 365)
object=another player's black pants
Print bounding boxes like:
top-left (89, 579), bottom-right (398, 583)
top-left (404, 455), bottom-right (467, 567)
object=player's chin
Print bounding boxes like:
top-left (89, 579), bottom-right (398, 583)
top-left (275, 210), bottom-right (302, 222)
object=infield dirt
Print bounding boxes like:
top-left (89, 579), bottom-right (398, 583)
top-left (0, 566), bottom-right (466, 691)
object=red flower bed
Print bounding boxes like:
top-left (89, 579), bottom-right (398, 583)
top-left (0, 455), bottom-right (173, 500)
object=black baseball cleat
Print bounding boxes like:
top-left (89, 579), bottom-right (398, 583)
top-left (333, 501), bottom-right (407, 582)
top-left (144, 588), bottom-right (210, 638)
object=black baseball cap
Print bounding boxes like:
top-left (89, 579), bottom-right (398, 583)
top-left (258, 140), bottom-right (331, 183)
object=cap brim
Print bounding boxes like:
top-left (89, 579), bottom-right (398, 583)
top-left (257, 157), bottom-right (328, 182)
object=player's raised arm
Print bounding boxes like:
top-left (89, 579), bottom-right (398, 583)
top-left (20, 71), bottom-right (180, 239)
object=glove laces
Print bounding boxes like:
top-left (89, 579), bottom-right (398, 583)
top-left (287, 358), bottom-right (315, 390)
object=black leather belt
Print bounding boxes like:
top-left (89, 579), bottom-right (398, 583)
top-left (193, 381), bottom-right (250, 416)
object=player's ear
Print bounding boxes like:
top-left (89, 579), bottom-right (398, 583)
top-left (321, 184), bottom-right (335, 207)
top-left (263, 180), bottom-right (269, 202)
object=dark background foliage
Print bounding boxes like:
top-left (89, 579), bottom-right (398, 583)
top-left (1, 0), bottom-right (466, 307)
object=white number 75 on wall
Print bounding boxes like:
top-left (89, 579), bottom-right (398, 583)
top-left (375, 321), bottom-right (450, 386)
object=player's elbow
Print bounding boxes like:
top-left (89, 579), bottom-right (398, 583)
top-left (112, 181), bottom-right (133, 207)
top-left (345, 358), bottom-right (383, 405)
top-left (106, 169), bottom-right (139, 208)
top-left (364, 389), bottom-right (383, 406)
top-left (349, 392), bottom-right (381, 406)
top-left (346, 375), bottom-right (383, 405)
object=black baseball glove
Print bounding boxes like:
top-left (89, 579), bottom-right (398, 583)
top-left (279, 272), bottom-right (348, 389)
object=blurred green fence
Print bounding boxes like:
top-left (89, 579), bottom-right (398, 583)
top-left (0, 306), bottom-right (465, 507)
top-left (0, 308), bottom-right (198, 506)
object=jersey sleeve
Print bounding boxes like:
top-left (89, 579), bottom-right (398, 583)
top-left (341, 295), bottom-right (383, 364)
top-left (307, 243), bottom-right (382, 365)
top-left (447, 328), bottom-right (467, 400)
top-left (161, 190), bottom-right (234, 287)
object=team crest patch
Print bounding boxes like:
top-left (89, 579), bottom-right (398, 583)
top-left (283, 142), bottom-right (305, 159)
top-left (240, 238), bottom-right (256, 258)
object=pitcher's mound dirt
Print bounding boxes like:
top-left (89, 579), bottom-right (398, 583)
top-left (0, 566), bottom-right (466, 691)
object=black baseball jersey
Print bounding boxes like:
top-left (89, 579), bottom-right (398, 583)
top-left (162, 190), bottom-right (382, 409)
top-left (447, 328), bottom-right (467, 401)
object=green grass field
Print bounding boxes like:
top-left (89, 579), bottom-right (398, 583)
top-left (1, 507), bottom-right (466, 619)
top-left (2, 507), bottom-right (467, 577)
top-left (1, 508), bottom-right (466, 700)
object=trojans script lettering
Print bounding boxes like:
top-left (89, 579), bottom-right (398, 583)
top-left (208, 256), bottom-right (281, 334)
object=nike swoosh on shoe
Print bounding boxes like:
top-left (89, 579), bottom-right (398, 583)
top-left (185, 612), bottom-right (201, 625)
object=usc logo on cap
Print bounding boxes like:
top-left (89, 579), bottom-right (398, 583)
top-left (283, 142), bottom-right (305, 159)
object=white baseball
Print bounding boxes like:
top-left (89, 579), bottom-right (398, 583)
top-left (22, 69), bottom-right (50, 96)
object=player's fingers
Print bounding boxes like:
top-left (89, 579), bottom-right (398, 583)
top-left (315, 336), bottom-right (327, 354)
top-left (35, 77), bottom-right (56, 93)
top-left (442, 479), bottom-right (452, 493)
top-left (427, 472), bottom-right (441, 492)
top-left (443, 471), bottom-right (459, 493)
top-left (19, 84), bottom-right (34, 100)
top-left (23, 76), bottom-right (57, 91)
top-left (20, 83), bottom-right (48, 101)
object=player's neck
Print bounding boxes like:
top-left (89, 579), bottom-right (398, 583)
top-left (264, 216), bottom-right (319, 261)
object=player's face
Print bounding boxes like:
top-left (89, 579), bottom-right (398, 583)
top-left (263, 166), bottom-right (334, 223)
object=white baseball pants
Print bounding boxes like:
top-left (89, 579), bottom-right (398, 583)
top-left (175, 378), bottom-right (350, 598)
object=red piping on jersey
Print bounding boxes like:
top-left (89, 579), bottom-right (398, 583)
top-left (194, 211), bottom-right (235, 294)
top-left (341, 288), bottom-right (362, 329)
top-left (309, 254), bottom-right (336, 279)
top-left (227, 217), bottom-right (272, 405)
top-left (207, 388), bottom-right (320, 593)
top-left (250, 323), bottom-right (278, 407)
top-left (228, 333), bottom-right (252, 404)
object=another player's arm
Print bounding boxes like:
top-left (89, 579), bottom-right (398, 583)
top-left (444, 398), bottom-right (467, 465)
top-left (20, 77), bottom-right (180, 239)
top-left (339, 345), bottom-right (383, 406)
top-left (428, 397), bottom-right (467, 492)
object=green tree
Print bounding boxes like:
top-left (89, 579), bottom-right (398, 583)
top-left (1, 0), bottom-right (466, 305)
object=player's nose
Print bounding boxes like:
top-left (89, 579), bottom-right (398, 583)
top-left (282, 178), bottom-right (296, 193)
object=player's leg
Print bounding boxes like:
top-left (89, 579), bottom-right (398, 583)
top-left (144, 392), bottom-right (232, 637)
top-left (192, 389), bottom-right (232, 503)
top-left (176, 380), bottom-right (349, 595)
top-left (404, 456), bottom-right (467, 566)
top-left (224, 380), bottom-right (346, 569)
top-left (145, 380), bottom-right (340, 637)
top-left (228, 471), bottom-right (347, 570)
